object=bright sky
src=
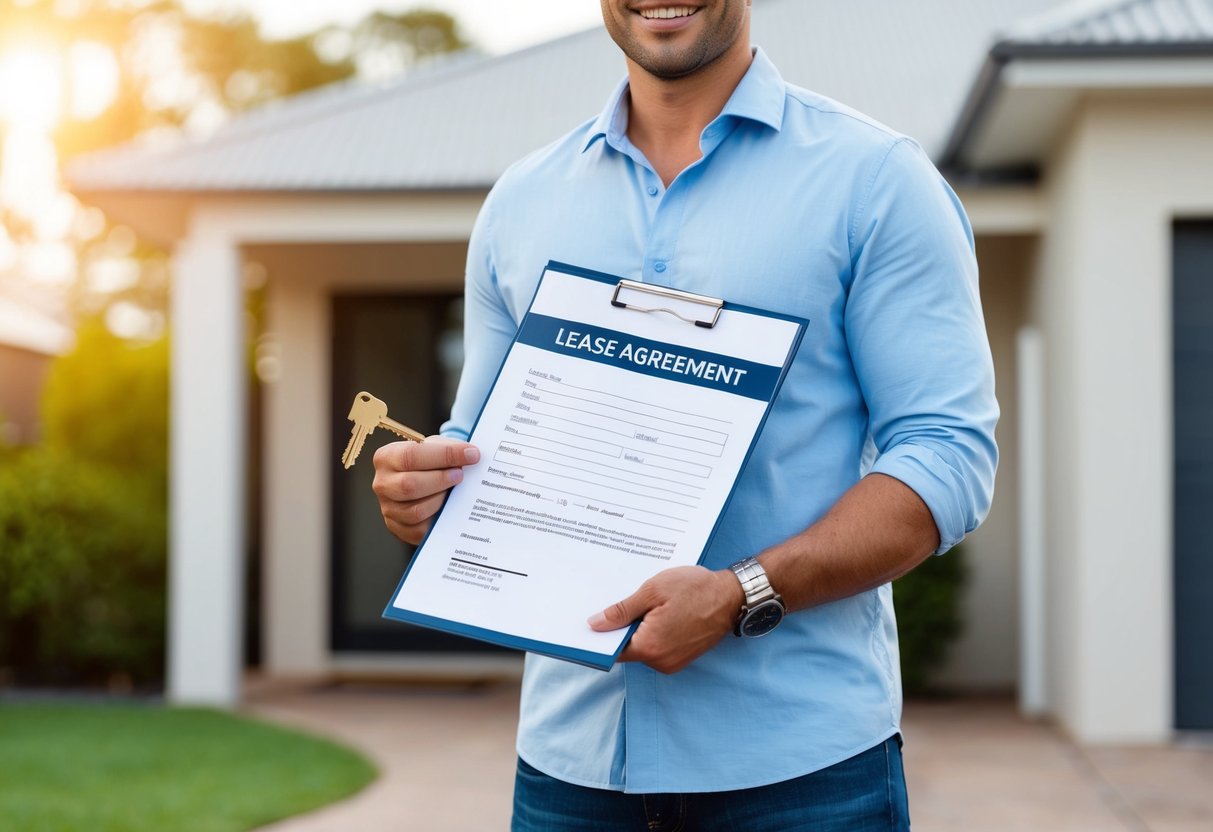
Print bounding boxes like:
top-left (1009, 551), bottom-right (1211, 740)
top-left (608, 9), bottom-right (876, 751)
top-left (185, 0), bottom-right (606, 54)
top-left (0, 1), bottom-right (605, 288)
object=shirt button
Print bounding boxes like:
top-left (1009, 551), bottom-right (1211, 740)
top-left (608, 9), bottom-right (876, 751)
top-left (647, 185), bottom-right (658, 196)
top-left (654, 262), bottom-right (667, 273)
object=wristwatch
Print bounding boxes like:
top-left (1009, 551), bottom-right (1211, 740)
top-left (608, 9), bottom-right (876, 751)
top-left (728, 557), bottom-right (786, 638)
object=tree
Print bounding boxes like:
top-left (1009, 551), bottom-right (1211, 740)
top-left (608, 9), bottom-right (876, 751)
top-left (1, 0), bottom-right (472, 325)
top-left (0, 0), bottom-right (469, 159)
top-left (40, 316), bottom-right (169, 482)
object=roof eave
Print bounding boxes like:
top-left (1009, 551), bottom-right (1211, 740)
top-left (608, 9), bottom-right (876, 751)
top-left (69, 183), bottom-right (496, 199)
top-left (69, 185), bottom-right (496, 250)
top-left (940, 40), bottom-right (1213, 179)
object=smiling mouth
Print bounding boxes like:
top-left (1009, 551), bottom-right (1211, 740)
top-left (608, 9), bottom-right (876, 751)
top-left (638, 7), bottom-right (700, 20)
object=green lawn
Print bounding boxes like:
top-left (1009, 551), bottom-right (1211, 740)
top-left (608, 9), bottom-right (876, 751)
top-left (0, 703), bottom-right (377, 832)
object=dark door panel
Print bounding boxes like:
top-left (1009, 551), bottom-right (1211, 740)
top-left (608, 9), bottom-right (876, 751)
top-left (330, 293), bottom-right (504, 653)
top-left (1174, 220), bottom-right (1213, 730)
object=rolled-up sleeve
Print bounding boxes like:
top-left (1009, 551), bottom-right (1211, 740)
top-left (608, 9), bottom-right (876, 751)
top-left (846, 138), bottom-right (999, 553)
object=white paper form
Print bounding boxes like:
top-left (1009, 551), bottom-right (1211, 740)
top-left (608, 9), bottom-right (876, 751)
top-left (384, 262), bottom-right (806, 669)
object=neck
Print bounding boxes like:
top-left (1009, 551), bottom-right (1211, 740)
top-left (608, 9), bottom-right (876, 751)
top-left (625, 43), bottom-right (754, 186)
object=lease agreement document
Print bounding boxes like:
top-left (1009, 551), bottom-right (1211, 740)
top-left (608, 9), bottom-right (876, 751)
top-left (384, 262), bottom-right (806, 668)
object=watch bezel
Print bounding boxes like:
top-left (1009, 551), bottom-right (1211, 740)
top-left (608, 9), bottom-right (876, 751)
top-left (736, 598), bottom-right (785, 638)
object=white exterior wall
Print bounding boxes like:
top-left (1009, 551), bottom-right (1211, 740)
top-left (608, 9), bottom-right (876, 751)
top-left (243, 198), bottom-right (483, 679)
top-left (1035, 92), bottom-right (1213, 742)
top-left (258, 241), bottom-right (473, 677)
top-left (167, 194), bottom-right (483, 701)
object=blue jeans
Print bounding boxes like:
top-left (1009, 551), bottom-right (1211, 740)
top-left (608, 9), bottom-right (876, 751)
top-left (512, 736), bottom-right (909, 831)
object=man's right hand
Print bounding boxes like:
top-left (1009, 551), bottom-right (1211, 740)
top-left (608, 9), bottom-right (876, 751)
top-left (371, 438), bottom-right (480, 545)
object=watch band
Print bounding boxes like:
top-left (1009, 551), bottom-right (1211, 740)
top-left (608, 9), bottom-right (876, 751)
top-left (729, 557), bottom-right (778, 607)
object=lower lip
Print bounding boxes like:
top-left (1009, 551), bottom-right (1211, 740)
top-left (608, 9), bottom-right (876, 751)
top-left (636, 10), bottom-right (700, 32)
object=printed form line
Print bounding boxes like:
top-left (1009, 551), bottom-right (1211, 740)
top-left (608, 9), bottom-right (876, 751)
top-left (499, 440), bottom-right (707, 490)
top-left (548, 378), bottom-right (734, 425)
top-left (506, 428), bottom-right (714, 478)
top-left (534, 384), bottom-right (731, 435)
top-left (484, 469), bottom-right (688, 526)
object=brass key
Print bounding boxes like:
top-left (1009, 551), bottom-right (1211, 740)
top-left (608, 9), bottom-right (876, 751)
top-left (341, 391), bottom-right (425, 469)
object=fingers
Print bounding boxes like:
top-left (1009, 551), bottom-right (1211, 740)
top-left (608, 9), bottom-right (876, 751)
top-left (382, 493), bottom-right (446, 545)
top-left (373, 436), bottom-right (480, 473)
top-left (379, 488), bottom-right (448, 530)
top-left (616, 625), bottom-right (662, 670)
top-left (372, 465), bottom-right (464, 504)
top-left (370, 437), bottom-right (480, 545)
top-left (591, 567), bottom-right (742, 674)
top-left (588, 582), bottom-right (656, 632)
top-left (616, 620), bottom-right (691, 674)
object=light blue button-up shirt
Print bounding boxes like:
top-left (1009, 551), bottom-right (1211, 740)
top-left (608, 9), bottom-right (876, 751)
top-left (442, 49), bottom-right (998, 794)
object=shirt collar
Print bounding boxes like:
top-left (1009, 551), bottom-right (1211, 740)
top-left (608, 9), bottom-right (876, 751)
top-left (581, 47), bottom-right (786, 154)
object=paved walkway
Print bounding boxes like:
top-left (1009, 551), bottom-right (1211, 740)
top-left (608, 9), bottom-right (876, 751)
top-left (244, 681), bottom-right (1213, 832)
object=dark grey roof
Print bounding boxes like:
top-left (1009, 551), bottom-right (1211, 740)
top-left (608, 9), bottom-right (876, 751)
top-left (1002, 0), bottom-right (1213, 47)
top-left (66, 33), bottom-right (625, 194)
top-left (941, 0), bottom-right (1213, 173)
top-left (67, 0), bottom-right (1068, 194)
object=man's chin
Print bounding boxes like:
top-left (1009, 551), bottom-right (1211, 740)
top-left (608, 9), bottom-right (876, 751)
top-left (631, 49), bottom-right (718, 81)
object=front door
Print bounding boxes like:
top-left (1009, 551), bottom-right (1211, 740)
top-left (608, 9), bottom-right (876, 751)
top-left (1174, 220), bottom-right (1213, 730)
top-left (330, 293), bottom-right (503, 653)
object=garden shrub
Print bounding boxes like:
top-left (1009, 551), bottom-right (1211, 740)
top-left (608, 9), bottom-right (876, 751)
top-left (0, 318), bottom-right (169, 687)
top-left (894, 544), bottom-right (967, 695)
top-left (0, 449), bottom-right (166, 686)
top-left (41, 318), bottom-right (168, 483)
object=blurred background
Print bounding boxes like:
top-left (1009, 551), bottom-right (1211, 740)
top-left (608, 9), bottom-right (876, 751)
top-left (1, 0), bottom-right (1212, 829)
top-left (0, 0), bottom-right (600, 693)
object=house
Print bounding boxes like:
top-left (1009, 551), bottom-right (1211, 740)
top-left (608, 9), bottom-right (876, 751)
top-left (65, 0), bottom-right (1213, 744)
top-left (0, 291), bottom-right (73, 445)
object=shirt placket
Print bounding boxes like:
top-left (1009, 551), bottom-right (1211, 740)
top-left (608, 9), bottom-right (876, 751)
top-left (637, 119), bottom-right (733, 290)
top-left (618, 151), bottom-right (679, 790)
top-left (617, 143), bottom-right (713, 792)
top-left (641, 175), bottom-right (687, 286)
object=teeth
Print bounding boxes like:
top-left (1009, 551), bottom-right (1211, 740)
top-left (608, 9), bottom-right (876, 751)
top-left (640, 7), bottom-right (697, 19)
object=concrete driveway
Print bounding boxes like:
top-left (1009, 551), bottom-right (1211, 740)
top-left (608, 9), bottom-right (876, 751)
top-left (245, 680), bottom-right (1213, 832)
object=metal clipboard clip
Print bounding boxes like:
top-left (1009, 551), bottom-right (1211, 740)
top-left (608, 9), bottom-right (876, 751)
top-left (610, 279), bottom-right (725, 329)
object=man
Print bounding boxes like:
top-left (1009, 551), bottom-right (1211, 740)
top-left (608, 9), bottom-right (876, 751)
top-left (372, 1), bottom-right (998, 828)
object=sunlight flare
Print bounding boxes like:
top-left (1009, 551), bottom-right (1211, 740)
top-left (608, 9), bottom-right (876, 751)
top-left (0, 44), bottom-right (63, 131)
top-left (67, 41), bottom-right (120, 121)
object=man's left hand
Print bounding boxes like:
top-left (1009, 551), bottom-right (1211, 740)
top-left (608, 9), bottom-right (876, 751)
top-left (587, 566), bottom-right (743, 674)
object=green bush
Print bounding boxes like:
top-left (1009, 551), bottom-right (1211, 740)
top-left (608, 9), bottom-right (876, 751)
top-left (41, 318), bottom-right (169, 483)
top-left (0, 318), bottom-right (169, 687)
top-left (0, 449), bottom-right (166, 686)
top-left (894, 545), bottom-right (967, 696)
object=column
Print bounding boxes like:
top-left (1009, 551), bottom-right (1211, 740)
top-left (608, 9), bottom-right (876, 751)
top-left (168, 232), bottom-right (246, 706)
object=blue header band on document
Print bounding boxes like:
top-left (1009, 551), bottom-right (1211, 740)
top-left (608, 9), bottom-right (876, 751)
top-left (518, 313), bottom-right (781, 401)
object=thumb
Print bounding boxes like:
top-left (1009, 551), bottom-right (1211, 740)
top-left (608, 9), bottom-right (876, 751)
top-left (588, 590), bottom-right (648, 632)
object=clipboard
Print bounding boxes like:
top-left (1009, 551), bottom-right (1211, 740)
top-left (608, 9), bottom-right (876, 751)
top-left (382, 261), bottom-right (808, 669)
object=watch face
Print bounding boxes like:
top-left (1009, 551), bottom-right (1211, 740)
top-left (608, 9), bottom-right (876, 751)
top-left (739, 600), bottom-right (784, 638)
